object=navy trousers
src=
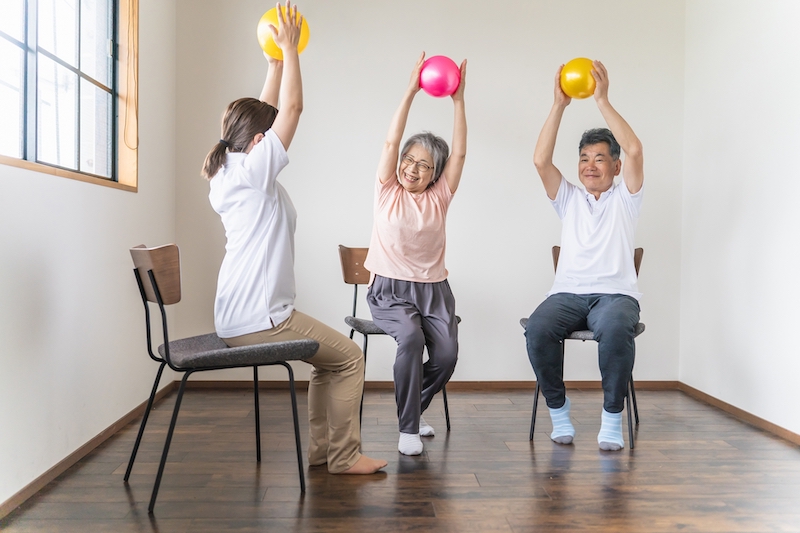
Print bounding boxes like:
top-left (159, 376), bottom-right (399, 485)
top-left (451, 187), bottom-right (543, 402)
top-left (525, 293), bottom-right (640, 413)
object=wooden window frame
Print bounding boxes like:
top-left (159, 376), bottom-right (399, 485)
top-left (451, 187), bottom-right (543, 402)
top-left (0, 0), bottom-right (138, 192)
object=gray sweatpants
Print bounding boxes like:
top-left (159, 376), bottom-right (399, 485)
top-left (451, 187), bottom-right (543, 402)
top-left (367, 275), bottom-right (459, 434)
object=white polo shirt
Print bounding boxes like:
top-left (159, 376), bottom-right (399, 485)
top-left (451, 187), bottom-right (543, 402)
top-left (209, 129), bottom-right (296, 338)
top-left (547, 176), bottom-right (643, 300)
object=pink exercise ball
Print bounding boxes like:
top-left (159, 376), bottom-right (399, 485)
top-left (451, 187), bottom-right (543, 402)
top-left (419, 55), bottom-right (461, 98)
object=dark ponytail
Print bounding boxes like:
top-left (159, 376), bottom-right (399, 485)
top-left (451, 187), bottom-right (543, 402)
top-left (201, 98), bottom-right (279, 180)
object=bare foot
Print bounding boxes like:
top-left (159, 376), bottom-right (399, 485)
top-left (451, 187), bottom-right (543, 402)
top-left (337, 454), bottom-right (388, 475)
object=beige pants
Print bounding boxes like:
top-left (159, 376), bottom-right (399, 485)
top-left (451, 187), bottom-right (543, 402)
top-left (223, 310), bottom-right (364, 473)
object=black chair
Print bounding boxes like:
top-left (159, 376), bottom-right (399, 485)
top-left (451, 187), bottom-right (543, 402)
top-left (338, 245), bottom-right (455, 431)
top-left (126, 244), bottom-right (319, 513)
top-left (521, 246), bottom-right (645, 448)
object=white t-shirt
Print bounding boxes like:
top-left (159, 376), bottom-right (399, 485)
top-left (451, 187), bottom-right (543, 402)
top-left (547, 176), bottom-right (643, 300)
top-left (209, 129), bottom-right (296, 338)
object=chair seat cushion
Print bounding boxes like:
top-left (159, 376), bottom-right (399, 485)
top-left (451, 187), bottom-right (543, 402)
top-left (346, 315), bottom-right (463, 336)
top-left (519, 318), bottom-right (646, 339)
top-left (345, 316), bottom-right (386, 335)
top-left (158, 333), bottom-right (319, 370)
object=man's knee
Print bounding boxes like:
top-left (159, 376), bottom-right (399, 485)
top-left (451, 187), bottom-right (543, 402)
top-left (591, 297), bottom-right (639, 336)
top-left (525, 309), bottom-right (562, 348)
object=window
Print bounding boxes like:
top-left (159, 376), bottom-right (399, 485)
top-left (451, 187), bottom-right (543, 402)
top-left (0, 0), bottom-right (138, 191)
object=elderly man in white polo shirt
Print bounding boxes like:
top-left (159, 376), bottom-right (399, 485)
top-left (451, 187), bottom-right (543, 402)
top-left (526, 60), bottom-right (644, 451)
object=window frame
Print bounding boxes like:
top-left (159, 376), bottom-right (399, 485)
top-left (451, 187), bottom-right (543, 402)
top-left (0, 0), bottom-right (138, 192)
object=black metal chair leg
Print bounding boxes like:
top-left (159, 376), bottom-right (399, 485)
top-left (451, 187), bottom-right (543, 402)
top-left (442, 385), bottom-right (451, 431)
top-left (254, 366), bottom-right (261, 462)
top-left (280, 362), bottom-right (305, 493)
top-left (149, 371), bottom-right (192, 513)
top-left (626, 388), bottom-right (635, 449)
top-left (359, 335), bottom-right (369, 424)
top-left (529, 383), bottom-right (540, 441)
top-left (125, 361), bottom-right (166, 482)
top-left (629, 377), bottom-right (640, 425)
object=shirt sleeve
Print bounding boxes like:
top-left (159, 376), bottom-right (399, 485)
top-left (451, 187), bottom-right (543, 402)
top-left (431, 175), bottom-right (454, 204)
top-left (241, 129), bottom-right (289, 192)
top-left (619, 179), bottom-right (644, 218)
top-left (550, 176), bottom-right (575, 220)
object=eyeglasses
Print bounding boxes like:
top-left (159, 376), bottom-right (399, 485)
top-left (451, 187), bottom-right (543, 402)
top-left (401, 154), bottom-right (433, 173)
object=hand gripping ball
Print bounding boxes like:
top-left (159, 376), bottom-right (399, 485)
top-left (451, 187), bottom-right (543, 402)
top-left (257, 6), bottom-right (310, 60)
top-left (419, 55), bottom-right (461, 98)
top-left (560, 57), bottom-right (595, 99)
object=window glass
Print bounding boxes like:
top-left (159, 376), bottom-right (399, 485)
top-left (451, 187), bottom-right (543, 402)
top-left (38, 55), bottom-right (78, 169)
top-left (0, 0), bottom-right (25, 42)
top-left (0, 39), bottom-right (24, 158)
top-left (39, 0), bottom-right (79, 67)
top-left (81, 0), bottom-right (113, 86)
top-left (80, 78), bottom-right (112, 177)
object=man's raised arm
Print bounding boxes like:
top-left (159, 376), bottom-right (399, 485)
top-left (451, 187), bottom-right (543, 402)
top-left (592, 60), bottom-right (643, 194)
top-left (534, 66), bottom-right (572, 200)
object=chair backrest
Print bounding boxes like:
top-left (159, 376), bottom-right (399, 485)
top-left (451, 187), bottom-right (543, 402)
top-left (130, 244), bottom-right (182, 305)
top-left (338, 245), bottom-right (371, 286)
top-left (552, 245), bottom-right (644, 277)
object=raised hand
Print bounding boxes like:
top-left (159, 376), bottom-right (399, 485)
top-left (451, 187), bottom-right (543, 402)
top-left (591, 60), bottom-right (609, 103)
top-left (268, 1), bottom-right (302, 53)
top-left (451, 59), bottom-right (467, 103)
top-left (554, 65), bottom-right (572, 108)
top-left (407, 52), bottom-right (426, 94)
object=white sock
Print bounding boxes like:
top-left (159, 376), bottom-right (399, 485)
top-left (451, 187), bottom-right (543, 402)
top-left (419, 416), bottom-right (435, 437)
top-left (598, 408), bottom-right (624, 451)
top-left (548, 397), bottom-right (575, 444)
top-left (398, 432), bottom-right (423, 455)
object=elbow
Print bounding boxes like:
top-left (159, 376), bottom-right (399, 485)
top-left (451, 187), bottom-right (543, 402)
top-left (625, 140), bottom-right (643, 161)
top-left (283, 100), bottom-right (303, 117)
top-left (533, 155), bottom-right (549, 172)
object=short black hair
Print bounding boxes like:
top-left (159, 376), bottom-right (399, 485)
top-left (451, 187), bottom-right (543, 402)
top-left (579, 128), bottom-right (621, 160)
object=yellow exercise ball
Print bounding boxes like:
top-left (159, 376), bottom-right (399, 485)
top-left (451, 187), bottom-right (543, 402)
top-left (560, 57), bottom-right (595, 99)
top-left (256, 6), bottom-right (310, 60)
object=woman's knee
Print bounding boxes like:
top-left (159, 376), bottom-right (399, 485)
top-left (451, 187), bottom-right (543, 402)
top-left (395, 325), bottom-right (426, 354)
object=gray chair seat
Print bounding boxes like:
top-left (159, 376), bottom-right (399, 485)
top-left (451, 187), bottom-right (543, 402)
top-left (159, 333), bottom-right (318, 369)
top-left (518, 318), bottom-right (646, 340)
top-left (347, 315), bottom-right (462, 337)
top-left (345, 316), bottom-right (387, 336)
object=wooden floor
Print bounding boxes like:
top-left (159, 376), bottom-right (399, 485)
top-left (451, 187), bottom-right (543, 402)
top-left (3, 387), bottom-right (800, 532)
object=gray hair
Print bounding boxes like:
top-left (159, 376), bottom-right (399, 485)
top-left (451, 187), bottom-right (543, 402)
top-left (401, 131), bottom-right (449, 185)
top-left (579, 128), bottom-right (621, 161)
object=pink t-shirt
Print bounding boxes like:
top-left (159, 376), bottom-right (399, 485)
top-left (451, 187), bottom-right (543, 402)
top-left (365, 175), bottom-right (454, 283)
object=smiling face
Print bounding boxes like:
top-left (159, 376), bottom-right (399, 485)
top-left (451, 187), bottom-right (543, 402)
top-left (398, 144), bottom-right (435, 194)
top-left (578, 142), bottom-right (621, 199)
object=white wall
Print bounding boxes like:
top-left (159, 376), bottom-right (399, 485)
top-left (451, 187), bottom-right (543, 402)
top-left (0, 1), bottom-right (178, 505)
top-left (175, 0), bottom-right (685, 383)
top-left (681, 1), bottom-right (800, 434)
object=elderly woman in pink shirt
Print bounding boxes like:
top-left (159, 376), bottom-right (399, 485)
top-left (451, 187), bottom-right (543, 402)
top-left (364, 53), bottom-right (467, 456)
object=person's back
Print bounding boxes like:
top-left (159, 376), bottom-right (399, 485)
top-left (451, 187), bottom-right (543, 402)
top-left (200, 2), bottom-right (386, 475)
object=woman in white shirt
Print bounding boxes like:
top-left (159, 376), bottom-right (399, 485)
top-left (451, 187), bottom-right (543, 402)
top-left (201, 1), bottom-right (385, 475)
